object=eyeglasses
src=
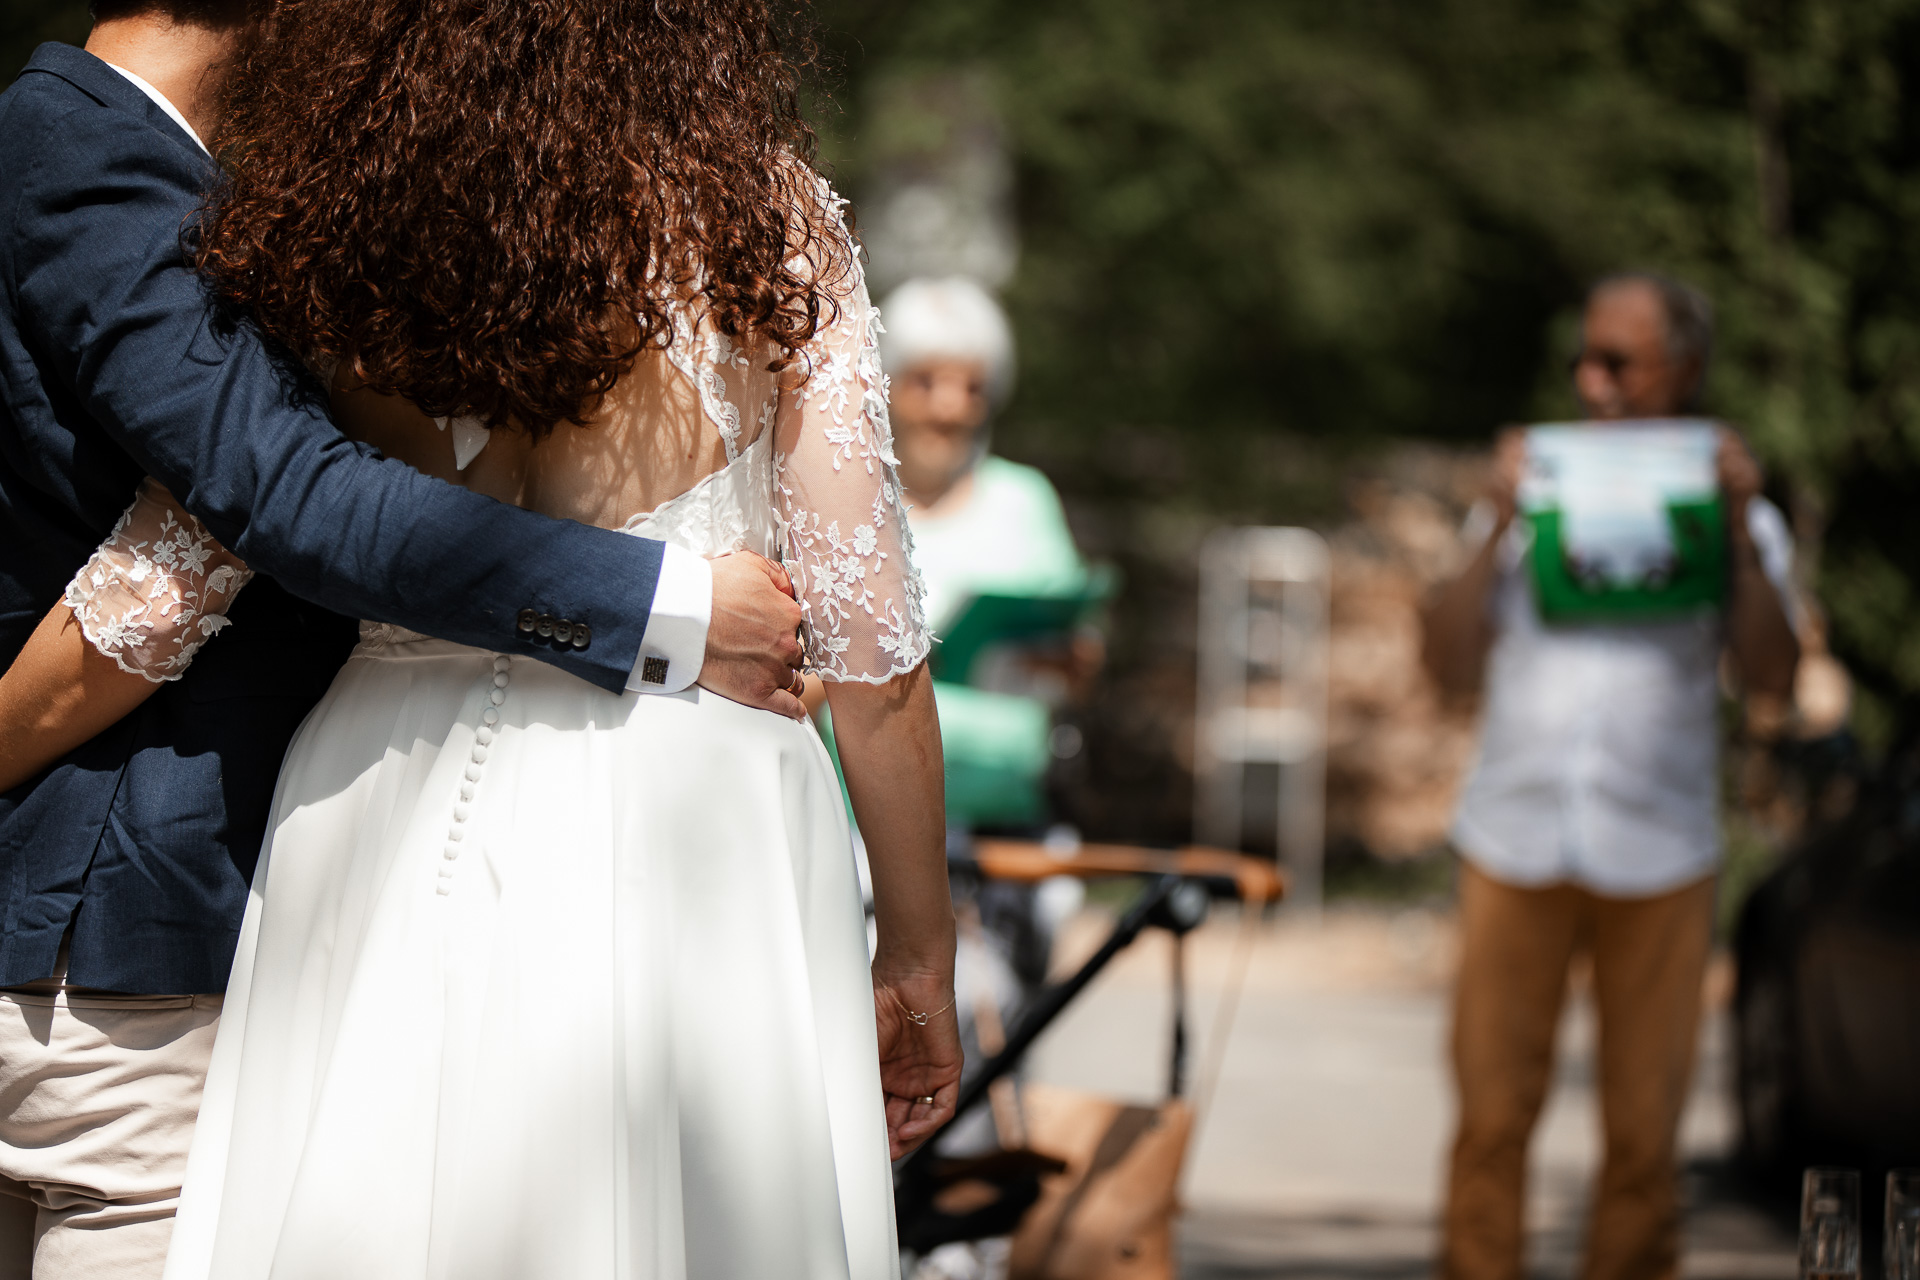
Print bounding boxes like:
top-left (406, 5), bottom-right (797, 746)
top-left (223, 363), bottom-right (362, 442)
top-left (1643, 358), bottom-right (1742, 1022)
top-left (1571, 348), bottom-right (1639, 378)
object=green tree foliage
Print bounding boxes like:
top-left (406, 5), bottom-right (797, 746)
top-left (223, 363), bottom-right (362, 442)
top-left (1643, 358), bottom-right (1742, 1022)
top-left (815, 0), bottom-right (1920, 723)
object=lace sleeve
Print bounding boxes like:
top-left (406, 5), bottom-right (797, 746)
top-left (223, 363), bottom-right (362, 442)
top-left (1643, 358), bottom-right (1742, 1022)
top-left (63, 478), bottom-right (253, 683)
top-left (773, 224), bottom-right (932, 684)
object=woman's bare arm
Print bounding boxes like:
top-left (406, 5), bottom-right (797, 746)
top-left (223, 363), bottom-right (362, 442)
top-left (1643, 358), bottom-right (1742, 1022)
top-left (767, 200), bottom-right (959, 1154)
top-left (824, 662), bottom-right (961, 1157)
top-left (0, 604), bottom-right (161, 793)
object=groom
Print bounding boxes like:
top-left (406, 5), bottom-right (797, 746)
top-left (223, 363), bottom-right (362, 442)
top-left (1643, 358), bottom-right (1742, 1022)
top-left (0, 3), bottom-right (807, 1275)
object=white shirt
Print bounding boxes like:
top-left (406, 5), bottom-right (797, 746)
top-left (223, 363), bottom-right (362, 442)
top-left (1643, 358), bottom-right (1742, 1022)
top-left (109, 64), bottom-right (208, 154)
top-left (106, 64), bottom-right (711, 694)
top-left (1451, 497), bottom-right (1796, 897)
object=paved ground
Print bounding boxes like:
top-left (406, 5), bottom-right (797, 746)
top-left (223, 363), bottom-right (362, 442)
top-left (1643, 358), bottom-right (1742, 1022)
top-left (1024, 905), bottom-right (1798, 1279)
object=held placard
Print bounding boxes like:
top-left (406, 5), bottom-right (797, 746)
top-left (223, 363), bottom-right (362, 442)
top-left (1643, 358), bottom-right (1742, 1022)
top-left (1520, 420), bottom-right (1725, 623)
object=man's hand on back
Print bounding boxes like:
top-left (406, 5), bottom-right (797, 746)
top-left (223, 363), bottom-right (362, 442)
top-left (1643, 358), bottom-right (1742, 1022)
top-left (701, 551), bottom-right (806, 718)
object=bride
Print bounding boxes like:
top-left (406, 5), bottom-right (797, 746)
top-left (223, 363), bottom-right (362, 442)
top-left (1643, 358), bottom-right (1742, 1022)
top-left (7, 1), bottom-right (959, 1276)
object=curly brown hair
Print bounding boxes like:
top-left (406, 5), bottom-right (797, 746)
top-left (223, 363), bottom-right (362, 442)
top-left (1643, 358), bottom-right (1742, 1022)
top-left (196, 0), bottom-right (847, 436)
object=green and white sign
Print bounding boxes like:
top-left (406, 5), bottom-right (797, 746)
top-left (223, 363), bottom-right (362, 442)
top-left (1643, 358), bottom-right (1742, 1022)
top-left (1520, 420), bottom-right (1725, 623)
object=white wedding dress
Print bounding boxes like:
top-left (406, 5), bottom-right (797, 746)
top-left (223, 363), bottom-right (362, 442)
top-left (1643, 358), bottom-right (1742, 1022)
top-left (151, 219), bottom-right (930, 1280)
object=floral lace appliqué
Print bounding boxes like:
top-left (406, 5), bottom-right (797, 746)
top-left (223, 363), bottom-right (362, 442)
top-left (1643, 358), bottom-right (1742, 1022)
top-left (663, 305), bottom-right (757, 462)
top-left (648, 184), bottom-right (931, 686)
top-left (771, 235), bottom-right (931, 683)
top-left (64, 479), bottom-right (253, 683)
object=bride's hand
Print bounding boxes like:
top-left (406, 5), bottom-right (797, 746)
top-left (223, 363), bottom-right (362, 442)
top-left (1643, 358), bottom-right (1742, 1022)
top-left (873, 970), bottom-right (963, 1159)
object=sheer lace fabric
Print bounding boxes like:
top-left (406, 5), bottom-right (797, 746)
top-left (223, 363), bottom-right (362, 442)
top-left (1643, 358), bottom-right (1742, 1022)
top-left (772, 268), bottom-right (930, 681)
top-left (657, 200), bottom-right (930, 684)
top-left (64, 478), bottom-right (253, 683)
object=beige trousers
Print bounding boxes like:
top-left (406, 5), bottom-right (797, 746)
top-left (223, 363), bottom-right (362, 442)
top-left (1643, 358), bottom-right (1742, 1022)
top-left (1440, 862), bottom-right (1716, 1280)
top-left (0, 989), bottom-right (219, 1280)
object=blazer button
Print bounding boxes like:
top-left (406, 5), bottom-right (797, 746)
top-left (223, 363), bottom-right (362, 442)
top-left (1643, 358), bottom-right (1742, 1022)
top-left (536, 614), bottom-right (556, 638)
top-left (571, 624), bottom-right (592, 651)
top-left (517, 608), bottom-right (538, 633)
top-left (554, 620), bottom-right (574, 645)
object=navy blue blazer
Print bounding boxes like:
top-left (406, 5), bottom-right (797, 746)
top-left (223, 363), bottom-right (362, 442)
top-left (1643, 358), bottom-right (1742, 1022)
top-left (0, 44), bottom-right (672, 993)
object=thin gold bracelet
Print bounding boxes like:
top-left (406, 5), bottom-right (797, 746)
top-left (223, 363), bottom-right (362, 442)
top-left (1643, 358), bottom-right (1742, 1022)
top-left (884, 986), bottom-right (956, 1027)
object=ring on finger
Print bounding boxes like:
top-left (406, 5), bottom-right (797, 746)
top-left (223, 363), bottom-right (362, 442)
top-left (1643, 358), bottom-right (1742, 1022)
top-left (916, 1095), bottom-right (935, 1106)
top-left (787, 669), bottom-right (806, 697)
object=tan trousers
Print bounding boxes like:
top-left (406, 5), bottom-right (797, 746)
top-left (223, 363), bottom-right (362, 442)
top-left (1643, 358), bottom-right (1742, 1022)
top-left (0, 989), bottom-right (220, 1279)
top-left (1440, 863), bottom-right (1716, 1280)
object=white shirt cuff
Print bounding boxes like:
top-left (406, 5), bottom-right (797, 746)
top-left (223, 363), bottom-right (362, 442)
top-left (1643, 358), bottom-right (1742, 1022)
top-left (627, 544), bottom-right (710, 694)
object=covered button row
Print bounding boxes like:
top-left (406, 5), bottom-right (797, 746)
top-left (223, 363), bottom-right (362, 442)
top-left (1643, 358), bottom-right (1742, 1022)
top-left (440, 655), bottom-right (511, 897)
top-left (517, 608), bottom-right (591, 650)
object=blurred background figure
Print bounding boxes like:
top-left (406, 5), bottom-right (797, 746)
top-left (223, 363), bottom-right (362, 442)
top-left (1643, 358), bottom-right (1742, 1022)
top-left (1420, 274), bottom-right (1800, 1280)
top-left (883, 275), bottom-right (1086, 632)
top-left (877, 272), bottom-right (1102, 839)
top-left (877, 277), bottom-right (1114, 1280)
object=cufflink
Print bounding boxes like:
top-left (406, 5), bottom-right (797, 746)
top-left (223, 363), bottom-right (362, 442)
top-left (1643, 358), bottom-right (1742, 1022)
top-left (641, 655), bottom-right (669, 685)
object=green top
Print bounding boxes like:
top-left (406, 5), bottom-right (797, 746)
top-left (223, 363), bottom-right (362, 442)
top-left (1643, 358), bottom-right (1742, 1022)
top-left (907, 456), bottom-right (1088, 633)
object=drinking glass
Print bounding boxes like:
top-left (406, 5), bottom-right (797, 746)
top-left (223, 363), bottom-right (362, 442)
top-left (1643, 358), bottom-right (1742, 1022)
top-left (1887, 1169), bottom-right (1920, 1280)
top-left (1801, 1167), bottom-right (1860, 1279)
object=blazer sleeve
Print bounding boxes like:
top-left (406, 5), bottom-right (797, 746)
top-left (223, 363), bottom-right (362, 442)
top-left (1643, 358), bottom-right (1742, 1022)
top-left (7, 104), bottom-right (662, 693)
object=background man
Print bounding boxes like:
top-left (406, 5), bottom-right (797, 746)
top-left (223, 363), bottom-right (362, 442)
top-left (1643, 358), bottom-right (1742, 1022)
top-left (1420, 273), bottom-right (1800, 1280)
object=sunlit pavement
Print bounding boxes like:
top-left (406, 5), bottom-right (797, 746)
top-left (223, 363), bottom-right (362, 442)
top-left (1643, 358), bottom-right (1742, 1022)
top-left (1026, 906), bottom-right (1798, 1279)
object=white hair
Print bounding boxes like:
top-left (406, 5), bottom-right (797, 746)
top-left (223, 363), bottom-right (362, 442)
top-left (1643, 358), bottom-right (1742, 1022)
top-left (876, 276), bottom-right (1016, 406)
